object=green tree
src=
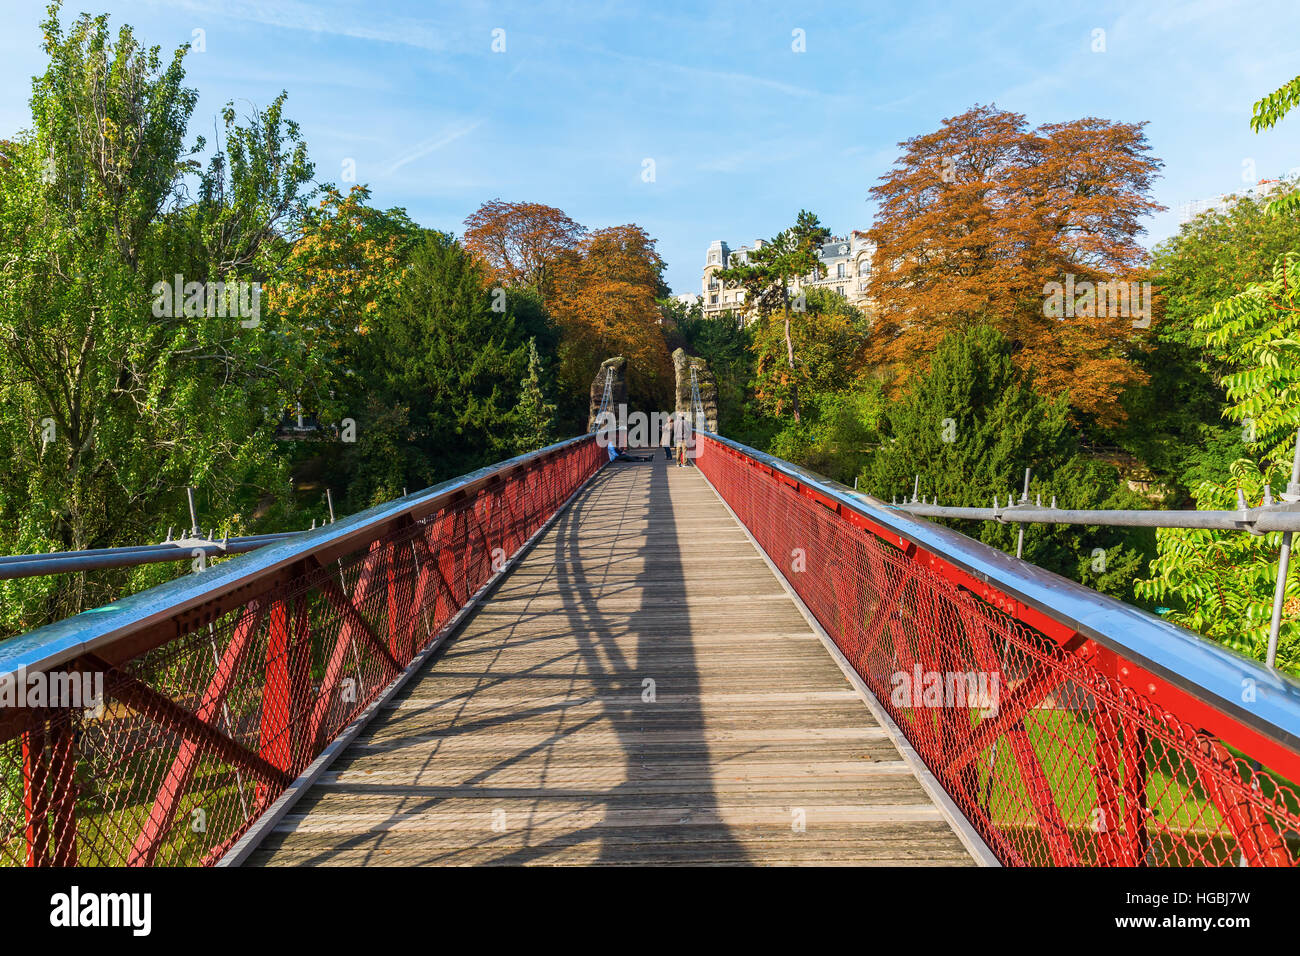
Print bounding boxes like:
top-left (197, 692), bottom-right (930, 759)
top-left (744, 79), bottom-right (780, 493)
top-left (349, 231), bottom-right (535, 500)
top-left (1122, 180), bottom-right (1300, 500)
top-left (1137, 458), bottom-right (1300, 669)
top-left (719, 210), bottom-right (830, 421)
top-left (0, 6), bottom-right (320, 632)
top-left (757, 288), bottom-right (875, 482)
top-left (676, 306), bottom-right (753, 435)
top-left (1136, 71), bottom-right (1300, 668)
top-left (514, 339), bottom-right (556, 454)
top-left (865, 326), bottom-right (1151, 600)
top-left (1107, 187), bottom-right (1300, 502)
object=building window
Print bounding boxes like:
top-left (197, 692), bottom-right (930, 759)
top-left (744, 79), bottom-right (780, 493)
top-left (837, 263), bottom-right (846, 278)
top-left (710, 294), bottom-right (718, 304)
top-left (859, 260), bottom-right (870, 276)
top-left (837, 286), bottom-right (845, 297)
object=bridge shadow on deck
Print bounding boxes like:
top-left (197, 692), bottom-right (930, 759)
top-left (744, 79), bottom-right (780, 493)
top-left (250, 452), bottom-right (750, 865)
top-left (459, 453), bottom-right (750, 864)
top-left (248, 449), bottom-right (972, 866)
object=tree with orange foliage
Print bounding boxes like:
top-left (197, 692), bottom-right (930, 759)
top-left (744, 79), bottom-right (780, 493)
top-left (267, 185), bottom-right (419, 415)
top-left (462, 199), bottom-right (585, 298)
top-left (550, 225), bottom-right (673, 406)
top-left (866, 104), bottom-right (1163, 425)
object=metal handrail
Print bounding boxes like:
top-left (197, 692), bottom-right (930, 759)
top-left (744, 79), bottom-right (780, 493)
top-left (700, 431), bottom-right (1300, 763)
top-left (891, 499), bottom-right (1300, 533)
top-left (0, 434), bottom-right (596, 680)
top-left (0, 533), bottom-right (304, 580)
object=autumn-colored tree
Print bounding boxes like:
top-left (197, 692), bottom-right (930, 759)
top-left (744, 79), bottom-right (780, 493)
top-left (867, 104), bottom-right (1163, 424)
top-left (551, 224), bottom-right (673, 407)
top-left (268, 185), bottom-right (420, 413)
top-left (462, 199), bottom-right (585, 298)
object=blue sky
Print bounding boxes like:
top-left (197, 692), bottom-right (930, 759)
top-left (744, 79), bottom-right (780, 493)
top-left (1, 0), bottom-right (1298, 294)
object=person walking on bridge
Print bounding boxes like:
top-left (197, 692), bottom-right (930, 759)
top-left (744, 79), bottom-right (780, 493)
top-left (674, 411), bottom-right (692, 468)
top-left (660, 413), bottom-right (673, 460)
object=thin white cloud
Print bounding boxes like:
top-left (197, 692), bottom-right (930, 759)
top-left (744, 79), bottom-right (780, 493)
top-left (171, 0), bottom-right (456, 53)
top-left (382, 119), bottom-right (485, 176)
top-left (698, 138), bottom-right (821, 174)
top-left (572, 43), bottom-right (831, 101)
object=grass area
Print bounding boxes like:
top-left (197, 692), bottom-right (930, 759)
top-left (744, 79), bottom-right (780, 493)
top-left (894, 704), bottom-right (1300, 864)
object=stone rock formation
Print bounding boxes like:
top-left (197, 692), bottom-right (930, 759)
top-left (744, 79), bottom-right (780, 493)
top-left (672, 348), bottom-right (719, 434)
top-left (587, 356), bottom-right (628, 432)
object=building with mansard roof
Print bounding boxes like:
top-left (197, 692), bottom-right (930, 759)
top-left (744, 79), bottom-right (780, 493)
top-left (699, 230), bottom-right (875, 318)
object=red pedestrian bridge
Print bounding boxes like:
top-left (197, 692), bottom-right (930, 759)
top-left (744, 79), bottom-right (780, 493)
top-left (3, 432), bottom-right (1299, 866)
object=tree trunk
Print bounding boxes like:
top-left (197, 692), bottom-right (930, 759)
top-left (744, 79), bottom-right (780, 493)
top-left (781, 276), bottom-right (800, 423)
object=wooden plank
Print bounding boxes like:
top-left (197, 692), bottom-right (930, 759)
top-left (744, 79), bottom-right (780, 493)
top-left (250, 457), bottom-right (973, 867)
top-left (271, 805), bottom-right (949, 833)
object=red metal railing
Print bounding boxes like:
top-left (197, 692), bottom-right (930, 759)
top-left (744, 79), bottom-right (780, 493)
top-left (0, 436), bottom-right (604, 866)
top-left (696, 432), bottom-right (1300, 866)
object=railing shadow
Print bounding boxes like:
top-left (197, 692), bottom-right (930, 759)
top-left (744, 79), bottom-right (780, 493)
top-left (254, 449), bottom-right (749, 864)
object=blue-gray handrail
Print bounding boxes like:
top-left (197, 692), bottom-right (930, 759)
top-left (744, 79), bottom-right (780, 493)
top-left (701, 430), bottom-right (1300, 759)
top-left (0, 434), bottom-right (596, 679)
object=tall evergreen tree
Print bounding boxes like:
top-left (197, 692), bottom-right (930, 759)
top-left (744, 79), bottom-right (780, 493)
top-left (514, 339), bottom-right (556, 454)
top-left (356, 231), bottom-right (533, 487)
top-left (866, 326), bottom-right (1151, 599)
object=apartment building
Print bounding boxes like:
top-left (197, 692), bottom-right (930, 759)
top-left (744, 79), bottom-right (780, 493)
top-left (699, 230), bottom-right (875, 317)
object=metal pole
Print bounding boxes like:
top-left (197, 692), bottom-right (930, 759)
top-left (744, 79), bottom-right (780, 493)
top-left (890, 503), bottom-right (1300, 532)
top-left (0, 534), bottom-right (303, 580)
top-left (186, 487), bottom-right (199, 538)
top-left (1265, 429), bottom-right (1300, 669)
top-left (1016, 468), bottom-right (1030, 560)
top-left (326, 489), bottom-right (336, 524)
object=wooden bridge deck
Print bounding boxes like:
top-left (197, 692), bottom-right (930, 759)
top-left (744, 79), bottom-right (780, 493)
top-left (249, 454), bottom-right (975, 866)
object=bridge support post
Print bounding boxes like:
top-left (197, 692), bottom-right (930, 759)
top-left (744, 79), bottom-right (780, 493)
top-left (1091, 707), bottom-right (1131, 865)
top-left (22, 723), bottom-right (48, 867)
top-left (1195, 733), bottom-right (1293, 866)
top-left (129, 600), bottom-right (266, 866)
top-left (48, 721), bottom-right (77, 866)
top-left (257, 595), bottom-right (311, 804)
top-left (1122, 725), bottom-right (1150, 864)
top-left (21, 714), bottom-right (77, 867)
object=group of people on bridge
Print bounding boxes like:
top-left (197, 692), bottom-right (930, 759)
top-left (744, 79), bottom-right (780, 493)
top-left (603, 409), bottom-right (697, 467)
